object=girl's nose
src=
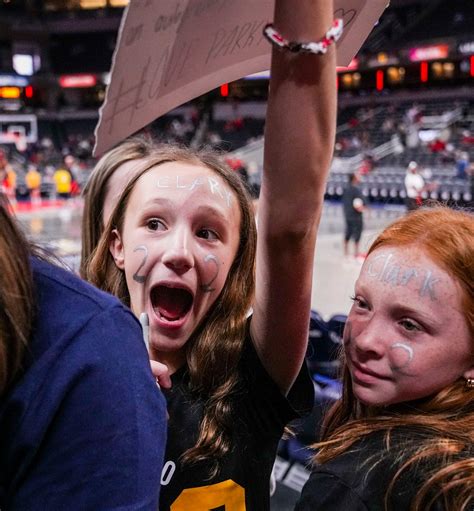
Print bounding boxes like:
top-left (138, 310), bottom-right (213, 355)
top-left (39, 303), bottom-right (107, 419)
top-left (353, 317), bottom-right (386, 359)
top-left (161, 229), bottom-right (194, 274)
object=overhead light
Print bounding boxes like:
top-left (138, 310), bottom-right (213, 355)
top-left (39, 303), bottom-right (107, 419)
top-left (59, 74), bottom-right (97, 88)
top-left (0, 87), bottom-right (21, 99)
top-left (13, 54), bottom-right (34, 76)
top-left (409, 44), bottom-right (449, 62)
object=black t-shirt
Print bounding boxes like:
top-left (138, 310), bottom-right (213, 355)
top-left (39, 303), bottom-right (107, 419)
top-left (342, 184), bottom-right (363, 221)
top-left (160, 334), bottom-right (313, 511)
top-left (295, 430), bottom-right (468, 511)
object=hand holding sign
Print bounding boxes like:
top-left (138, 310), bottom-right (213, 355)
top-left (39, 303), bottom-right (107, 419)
top-left (94, 0), bottom-right (389, 156)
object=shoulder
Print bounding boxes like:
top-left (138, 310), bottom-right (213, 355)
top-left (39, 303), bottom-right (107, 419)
top-left (30, 257), bottom-right (142, 357)
top-left (313, 433), bottom-right (385, 482)
top-left (304, 430), bottom-right (451, 511)
top-left (297, 434), bottom-right (387, 510)
top-left (301, 432), bottom-right (415, 510)
top-left (22, 260), bottom-right (157, 416)
top-left (296, 469), bottom-right (370, 510)
top-left (32, 257), bottom-right (127, 314)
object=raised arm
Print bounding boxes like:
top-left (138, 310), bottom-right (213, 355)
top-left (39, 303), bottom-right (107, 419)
top-left (250, 0), bottom-right (337, 393)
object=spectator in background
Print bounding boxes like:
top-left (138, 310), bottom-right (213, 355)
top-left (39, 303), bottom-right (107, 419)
top-left (405, 103), bottom-right (422, 125)
top-left (461, 130), bottom-right (474, 146)
top-left (357, 154), bottom-right (374, 176)
top-left (64, 154), bottom-right (81, 197)
top-left (41, 165), bottom-right (56, 200)
top-left (428, 138), bottom-right (446, 154)
top-left (381, 118), bottom-right (394, 133)
top-left (455, 151), bottom-right (469, 180)
top-left (246, 160), bottom-right (262, 209)
top-left (404, 161), bottom-right (425, 211)
top-left (53, 160), bottom-right (73, 199)
top-left (25, 164), bottom-right (42, 205)
top-left (342, 172), bottom-right (365, 260)
top-left (0, 149), bottom-right (16, 206)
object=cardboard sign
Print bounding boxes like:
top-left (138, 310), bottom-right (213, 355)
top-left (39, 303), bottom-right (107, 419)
top-left (94, 0), bottom-right (389, 156)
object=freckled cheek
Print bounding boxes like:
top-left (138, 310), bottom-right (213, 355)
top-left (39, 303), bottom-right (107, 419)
top-left (344, 316), bottom-right (365, 346)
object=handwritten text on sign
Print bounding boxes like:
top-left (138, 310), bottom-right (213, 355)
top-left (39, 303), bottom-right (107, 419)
top-left (94, 0), bottom-right (389, 156)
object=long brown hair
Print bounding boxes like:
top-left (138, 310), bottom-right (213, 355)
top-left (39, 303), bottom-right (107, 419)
top-left (0, 194), bottom-right (35, 396)
top-left (85, 140), bottom-right (257, 472)
top-left (80, 136), bottom-right (156, 278)
top-left (316, 206), bottom-right (474, 511)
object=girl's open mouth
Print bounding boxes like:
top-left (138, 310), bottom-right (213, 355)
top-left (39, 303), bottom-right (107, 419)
top-left (150, 285), bottom-right (193, 322)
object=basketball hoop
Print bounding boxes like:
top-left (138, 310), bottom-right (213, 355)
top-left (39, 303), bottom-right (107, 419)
top-left (0, 114), bottom-right (38, 146)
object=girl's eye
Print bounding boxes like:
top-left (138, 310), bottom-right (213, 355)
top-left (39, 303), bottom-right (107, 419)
top-left (197, 228), bottom-right (218, 241)
top-left (399, 319), bottom-right (421, 332)
top-left (350, 295), bottom-right (369, 310)
top-left (147, 219), bottom-right (165, 231)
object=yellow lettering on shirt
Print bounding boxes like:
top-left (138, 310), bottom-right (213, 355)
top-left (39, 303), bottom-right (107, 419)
top-left (171, 479), bottom-right (246, 510)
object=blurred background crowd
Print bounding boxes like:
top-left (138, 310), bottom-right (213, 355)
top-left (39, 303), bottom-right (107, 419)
top-left (0, 1), bottom-right (472, 508)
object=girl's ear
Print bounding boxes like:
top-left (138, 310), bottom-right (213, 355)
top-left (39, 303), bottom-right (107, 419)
top-left (109, 229), bottom-right (125, 270)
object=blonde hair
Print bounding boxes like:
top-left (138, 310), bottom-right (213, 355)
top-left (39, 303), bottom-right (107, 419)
top-left (84, 139), bottom-right (257, 473)
top-left (316, 206), bottom-right (474, 511)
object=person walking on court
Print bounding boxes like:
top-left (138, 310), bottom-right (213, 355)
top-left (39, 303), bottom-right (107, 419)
top-left (342, 172), bottom-right (365, 259)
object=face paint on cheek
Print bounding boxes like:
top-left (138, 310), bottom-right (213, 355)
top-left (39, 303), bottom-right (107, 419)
top-left (132, 245), bottom-right (148, 284)
top-left (390, 342), bottom-right (414, 371)
top-left (200, 254), bottom-right (219, 293)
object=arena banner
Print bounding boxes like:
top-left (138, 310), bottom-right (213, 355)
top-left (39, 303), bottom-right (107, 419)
top-left (94, 0), bottom-right (389, 156)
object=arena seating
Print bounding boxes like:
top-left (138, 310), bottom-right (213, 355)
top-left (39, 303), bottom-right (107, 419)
top-left (278, 309), bottom-right (346, 470)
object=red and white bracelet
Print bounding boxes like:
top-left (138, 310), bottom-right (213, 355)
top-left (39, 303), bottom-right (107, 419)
top-left (263, 18), bottom-right (343, 55)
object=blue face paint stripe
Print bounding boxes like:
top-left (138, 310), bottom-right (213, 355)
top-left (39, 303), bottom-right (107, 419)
top-left (133, 245), bottom-right (148, 283)
top-left (201, 254), bottom-right (219, 292)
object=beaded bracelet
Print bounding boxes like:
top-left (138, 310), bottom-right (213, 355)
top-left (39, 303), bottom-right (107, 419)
top-left (263, 18), bottom-right (343, 55)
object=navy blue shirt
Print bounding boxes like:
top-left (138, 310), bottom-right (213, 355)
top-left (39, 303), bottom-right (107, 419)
top-left (0, 258), bottom-right (167, 510)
